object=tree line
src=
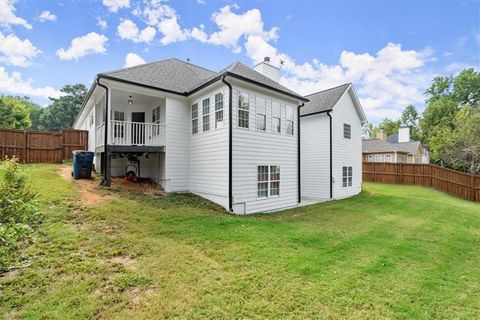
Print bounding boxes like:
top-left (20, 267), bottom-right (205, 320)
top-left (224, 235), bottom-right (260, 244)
top-left (0, 84), bottom-right (87, 131)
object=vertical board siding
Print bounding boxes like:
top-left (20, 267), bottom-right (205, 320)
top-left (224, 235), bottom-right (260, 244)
top-left (0, 128), bottom-right (88, 163)
top-left (363, 162), bottom-right (480, 202)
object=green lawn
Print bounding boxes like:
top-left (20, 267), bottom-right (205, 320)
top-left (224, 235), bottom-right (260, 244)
top-left (1, 164), bottom-right (479, 319)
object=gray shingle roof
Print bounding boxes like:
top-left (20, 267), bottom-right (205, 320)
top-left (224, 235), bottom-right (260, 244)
top-left (362, 139), bottom-right (421, 154)
top-left (300, 83), bottom-right (350, 116)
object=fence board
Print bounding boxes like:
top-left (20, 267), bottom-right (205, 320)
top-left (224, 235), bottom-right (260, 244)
top-left (363, 162), bottom-right (479, 202)
top-left (0, 128), bottom-right (88, 163)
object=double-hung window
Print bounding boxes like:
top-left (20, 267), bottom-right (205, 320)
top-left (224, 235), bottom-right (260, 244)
top-left (344, 123), bottom-right (351, 139)
top-left (256, 96), bottom-right (266, 131)
top-left (342, 166), bottom-right (352, 187)
top-left (203, 98), bottom-right (210, 131)
top-left (257, 165), bottom-right (280, 198)
top-left (113, 111), bottom-right (124, 138)
top-left (286, 105), bottom-right (294, 135)
top-left (215, 92), bottom-right (224, 129)
top-left (375, 154), bottom-right (382, 162)
top-left (152, 106), bottom-right (161, 136)
top-left (192, 103), bottom-right (198, 134)
top-left (367, 155), bottom-right (373, 162)
top-left (272, 101), bottom-right (281, 134)
top-left (238, 92), bottom-right (249, 128)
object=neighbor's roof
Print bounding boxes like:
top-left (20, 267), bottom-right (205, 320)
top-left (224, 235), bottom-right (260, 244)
top-left (100, 58), bottom-right (306, 101)
top-left (362, 139), bottom-right (421, 154)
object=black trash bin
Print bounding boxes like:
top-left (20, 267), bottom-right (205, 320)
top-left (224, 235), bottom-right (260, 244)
top-left (72, 150), bottom-right (94, 179)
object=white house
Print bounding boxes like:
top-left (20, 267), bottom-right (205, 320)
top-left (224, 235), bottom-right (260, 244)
top-left (300, 84), bottom-right (367, 202)
top-left (74, 57), bottom-right (367, 214)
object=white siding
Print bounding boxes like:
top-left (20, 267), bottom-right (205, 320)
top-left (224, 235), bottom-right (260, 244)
top-left (300, 113), bottom-right (330, 200)
top-left (231, 82), bottom-right (299, 214)
top-left (189, 84), bottom-right (229, 208)
top-left (331, 90), bottom-right (363, 199)
top-left (165, 96), bottom-right (190, 192)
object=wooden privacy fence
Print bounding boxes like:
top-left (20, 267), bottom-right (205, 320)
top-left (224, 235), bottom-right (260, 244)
top-left (0, 128), bottom-right (88, 163)
top-left (363, 162), bottom-right (480, 202)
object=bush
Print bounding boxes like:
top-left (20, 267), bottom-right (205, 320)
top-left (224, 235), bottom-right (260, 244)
top-left (0, 157), bottom-right (42, 272)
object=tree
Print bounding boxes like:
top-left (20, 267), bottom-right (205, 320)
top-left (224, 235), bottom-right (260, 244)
top-left (378, 118), bottom-right (400, 136)
top-left (453, 68), bottom-right (480, 108)
top-left (39, 84), bottom-right (87, 131)
top-left (400, 104), bottom-right (420, 141)
top-left (425, 75), bottom-right (453, 103)
top-left (0, 96), bottom-right (31, 129)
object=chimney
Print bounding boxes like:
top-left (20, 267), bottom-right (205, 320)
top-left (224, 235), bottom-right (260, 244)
top-left (254, 56), bottom-right (280, 82)
top-left (376, 130), bottom-right (387, 141)
top-left (398, 127), bottom-right (410, 143)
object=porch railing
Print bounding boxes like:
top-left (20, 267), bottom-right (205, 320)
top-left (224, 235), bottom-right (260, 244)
top-left (95, 120), bottom-right (165, 147)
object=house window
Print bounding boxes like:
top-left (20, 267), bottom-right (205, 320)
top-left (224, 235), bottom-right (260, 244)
top-left (203, 98), bottom-right (210, 131)
top-left (342, 166), bottom-right (352, 187)
top-left (256, 96), bottom-right (266, 131)
top-left (257, 165), bottom-right (280, 198)
top-left (215, 92), bottom-right (224, 129)
top-left (272, 101), bottom-right (281, 134)
top-left (375, 154), bottom-right (382, 162)
top-left (113, 111), bottom-right (124, 138)
top-left (384, 154), bottom-right (392, 162)
top-left (344, 123), bottom-right (351, 139)
top-left (367, 155), bottom-right (373, 162)
top-left (238, 92), bottom-right (249, 128)
top-left (192, 103), bottom-right (198, 134)
top-left (152, 106), bottom-right (161, 135)
top-left (286, 105), bottom-right (294, 135)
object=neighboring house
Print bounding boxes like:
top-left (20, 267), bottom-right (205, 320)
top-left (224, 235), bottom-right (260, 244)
top-left (74, 57), bottom-right (366, 214)
top-left (362, 127), bottom-right (430, 164)
top-left (300, 84), bottom-right (367, 202)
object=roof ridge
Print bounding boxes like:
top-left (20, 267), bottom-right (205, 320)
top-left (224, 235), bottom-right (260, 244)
top-left (171, 58), bottom-right (216, 75)
top-left (305, 82), bottom-right (351, 97)
top-left (101, 58), bottom-right (176, 75)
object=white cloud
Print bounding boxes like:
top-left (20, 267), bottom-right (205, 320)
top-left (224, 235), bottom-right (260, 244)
top-left (197, 0), bottom-right (206, 4)
top-left (124, 53), bottom-right (145, 68)
top-left (97, 17), bottom-right (107, 30)
top-left (102, 0), bottom-right (130, 13)
top-left (158, 16), bottom-right (188, 45)
top-left (0, 66), bottom-right (64, 99)
top-left (0, 0), bottom-right (32, 29)
top-left (0, 32), bottom-right (40, 67)
top-left (38, 10), bottom-right (57, 22)
top-left (134, 1), bottom-right (176, 26)
top-left (56, 32), bottom-right (108, 60)
top-left (117, 19), bottom-right (156, 43)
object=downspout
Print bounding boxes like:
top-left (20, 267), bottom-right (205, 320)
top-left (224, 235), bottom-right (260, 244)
top-left (221, 75), bottom-right (233, 212)
top-left (297, 103), bottom-right (304, 204)
top-left (327, 111), bottom-right (333, 199)
top-left (96, 76), bottom-right (111, 187)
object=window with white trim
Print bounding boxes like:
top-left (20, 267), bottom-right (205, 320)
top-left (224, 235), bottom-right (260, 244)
top-left (342, 166), bottom-right (352, 187)
top-left (215, 92), bottom-right (224, 129)
top-left (367, 155), bottom-right (373, 162)
top-left (192, 103), bottom-right (198, 134)
top-left (113, 111), bottom-right (124, 138)
top-left (384, 154), bottom-right (392, 162)
top-left (272, 101), bottom-right (281, 134)
top-left (238, 92), bottom-right (249, 128)
top-left (344, 123), bottom-right (351, 139)
top-left (286, 105), bottom-right (294, 135)
top-left (203, 98), bottom-right (210, 131)
top-left (257, 165), bottom-right (280, 198)
top-left (256, 96), bottom-right (266, 131)
top-left (375, 154), bottom-right (382, 162)
top-left (152, 106), bottom-right (161, 135)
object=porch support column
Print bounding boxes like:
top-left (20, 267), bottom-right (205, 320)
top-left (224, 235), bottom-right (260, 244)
top-left (97, 76), bottom-right (111, 187)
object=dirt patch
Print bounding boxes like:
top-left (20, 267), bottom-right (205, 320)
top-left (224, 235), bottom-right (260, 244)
top-left (111, 178), bottom-right (165, 196)
top-left (106, 256), bottom-right (137, 268)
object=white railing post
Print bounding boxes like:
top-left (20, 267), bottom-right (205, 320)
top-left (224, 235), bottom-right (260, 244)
top-left (102, 120), bottom-right (165, 147)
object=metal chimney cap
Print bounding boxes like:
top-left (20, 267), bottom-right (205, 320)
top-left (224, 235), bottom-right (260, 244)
top-left (264, 56), bottom-right (270, 63)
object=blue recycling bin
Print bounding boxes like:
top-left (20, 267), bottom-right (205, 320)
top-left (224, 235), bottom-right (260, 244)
top-left (72, 150), bottom-right (94, 179)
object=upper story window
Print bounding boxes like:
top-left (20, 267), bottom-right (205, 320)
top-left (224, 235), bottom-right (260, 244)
top-left (286, 105), bottom-right (294, 135)
top-left (342, 166), bottom-right (352, 187)
top-left (238, 92), bottom-right (249, 128)
top-left (192, 103), bottom-right (198, 134)
top-left (272, 101), bottom-right (281, 134)
top-left (113, 111), bottom-right (124, 138)
top-left (256, 96), bottom-right (266, 131)
top-left (203, 98), bottom-right (210, 131)
top-left (152, 106), bottom-right (161, 124)
top-left (215, 92), bottom-right (224, 129)
top-left (344, 123), bottom-right (351, 139)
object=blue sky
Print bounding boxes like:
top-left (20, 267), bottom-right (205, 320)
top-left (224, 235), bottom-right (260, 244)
top-left (0, 0), bottom-right (479, 123)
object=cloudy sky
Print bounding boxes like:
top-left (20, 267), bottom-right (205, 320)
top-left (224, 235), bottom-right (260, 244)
top-left (0, 0), bottom-right (479, 123)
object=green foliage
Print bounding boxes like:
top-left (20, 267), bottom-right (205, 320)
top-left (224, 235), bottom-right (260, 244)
top-left (378, 118), bottom-right (400, 136)
top-left (419, 96), bottom-right (458, 149)
top-left (0, 96), bottom-right (32, 129)
top-left (39, 84), bottom-right (87, 131)
top-left (0, 158), bottom-right (41, 272)
top-left (425, 75), bottom-right (453, 102)
top-left (400, 104), bottom-right (420, 141)
top-left (453, 68), bottom-right (480, 107)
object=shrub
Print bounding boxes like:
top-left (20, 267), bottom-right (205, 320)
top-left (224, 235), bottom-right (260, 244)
top-left (0, 157), bottom-right (42, 272)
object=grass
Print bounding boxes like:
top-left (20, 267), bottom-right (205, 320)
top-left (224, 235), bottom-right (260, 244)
top-left (1, 164), bottom-right (479, 319)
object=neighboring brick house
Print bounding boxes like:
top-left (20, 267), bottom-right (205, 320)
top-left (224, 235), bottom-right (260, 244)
top-left (362, 127), bottom-right (429, 164)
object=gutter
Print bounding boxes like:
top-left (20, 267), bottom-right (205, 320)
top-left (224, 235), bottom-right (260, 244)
top-left (327, 111), bottom-right (333, 199)
top-left (221, 75), bottom-right (234, 212)
top-left (297, 103), bottom-right (304, 203)
top-left (96, 77), bottom-right (111, 187)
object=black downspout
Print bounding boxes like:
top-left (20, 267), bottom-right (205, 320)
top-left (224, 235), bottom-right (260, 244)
top-left (97, 77), bottom-right (111, 187)
top-left (221, 75), bottom-right (233, 212)
top-left (297, 103), bottom-right (304, 204)
top-left (327, 111), bottom-right (333, 199)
